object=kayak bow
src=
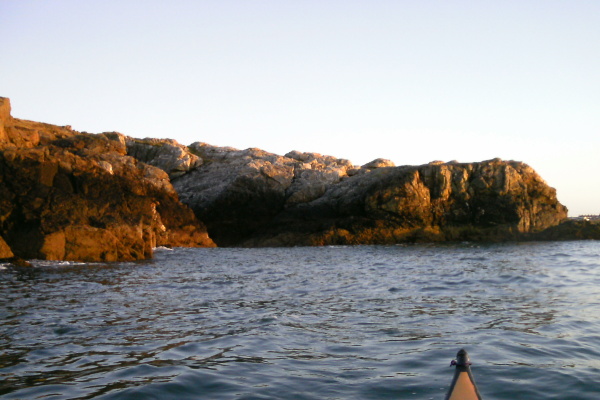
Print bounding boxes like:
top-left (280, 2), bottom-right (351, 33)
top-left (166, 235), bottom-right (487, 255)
top-left (444, 349), bottom-right (483, 400)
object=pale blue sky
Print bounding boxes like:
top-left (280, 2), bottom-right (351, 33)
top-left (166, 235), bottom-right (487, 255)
top-left (2, 1), bottom-right (599, 215)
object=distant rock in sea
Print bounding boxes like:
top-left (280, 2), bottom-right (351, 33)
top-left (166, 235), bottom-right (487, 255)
top-left (529, 218), bottom-right (600, 241)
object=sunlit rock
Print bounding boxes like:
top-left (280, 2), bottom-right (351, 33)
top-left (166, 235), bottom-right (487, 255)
top-left (0, 97), bottom-right (215, 261)
top-left (125, 136), bottom-right (203, 179)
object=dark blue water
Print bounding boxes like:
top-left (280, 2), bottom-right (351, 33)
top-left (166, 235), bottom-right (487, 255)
top-left (1, 242), bottom-right (600, 399)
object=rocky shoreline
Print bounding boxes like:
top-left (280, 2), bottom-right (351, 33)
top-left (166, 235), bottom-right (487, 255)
top-left (0, 97), bottom-right (214, 262)
top-left (0, 96), bottom-right (583, 262)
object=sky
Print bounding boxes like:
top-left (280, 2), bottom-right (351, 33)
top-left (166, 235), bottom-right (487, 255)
top-left (1, 0), bottom-right (599, 216)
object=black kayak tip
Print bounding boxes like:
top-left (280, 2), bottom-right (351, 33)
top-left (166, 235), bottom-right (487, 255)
top-left (454, 348), bottom-right (471, 367)
top-left (445, 348), bottom-right (483, 400)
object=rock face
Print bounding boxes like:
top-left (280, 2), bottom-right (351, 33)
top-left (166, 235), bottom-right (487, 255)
top-left (0, 97), bottom-right (215, 262)
top-left (173, 143), bottom-right (363, 246)
top-left (125, 137), bottom-right (202, 179)
top-left (1, 96), bottom-right (570, 256)
top-left (242, 159), bottom-right (568, 246)
top-left (170, 143), bottom-right (568, 246)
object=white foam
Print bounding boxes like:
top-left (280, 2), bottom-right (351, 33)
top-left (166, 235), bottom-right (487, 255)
top-left (153, 246), bottom-right (174, 251)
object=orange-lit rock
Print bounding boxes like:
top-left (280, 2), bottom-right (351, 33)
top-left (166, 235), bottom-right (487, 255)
top-left (0, 235), bottom-right (13, 258)
top-left (242, 159), bottom-right (568, 246)
top-left (0, 97), bottom-right (215, 261)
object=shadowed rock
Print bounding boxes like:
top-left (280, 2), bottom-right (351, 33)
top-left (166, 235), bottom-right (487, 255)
top-left (173, 143), bottom-right (363, 246)
top-left (529, 219), bottom-right (600, 241)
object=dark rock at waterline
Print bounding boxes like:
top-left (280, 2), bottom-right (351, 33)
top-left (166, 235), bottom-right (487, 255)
top-left (0, 256), bottom-right (34, 268)
top-left (530, 219), bottom-right (600, 241)
top-left (0, 97), bottom-right (215, 262)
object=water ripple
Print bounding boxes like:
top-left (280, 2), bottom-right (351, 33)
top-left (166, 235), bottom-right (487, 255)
top-left (1, 242), bottom-right (600, 399)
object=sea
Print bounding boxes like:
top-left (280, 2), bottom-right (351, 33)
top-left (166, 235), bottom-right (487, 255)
top-left (1, 241), bottom-right (600, 400)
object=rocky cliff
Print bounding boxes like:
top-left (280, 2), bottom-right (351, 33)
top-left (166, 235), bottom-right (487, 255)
top-left (1, 96), bottom-right (570, 258)
top-left (152, 141), bottom-right (568, 247)
top-left (241, 159), bottom-right (568, 246)
top-left (0, 97), bottom-right (215, 262)
top-left (170, 143), bottom-right (362, 246)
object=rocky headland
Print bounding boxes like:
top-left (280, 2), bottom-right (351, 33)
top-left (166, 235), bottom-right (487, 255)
top-left (169, 145), bottom-right (568, 246)
top-left (0, 96), bottom-right (575, 261)
top-left (0, 97), bottom-right (214, 262)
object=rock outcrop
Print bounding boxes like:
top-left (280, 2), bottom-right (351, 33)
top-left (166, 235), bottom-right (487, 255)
top-left (169, 142), bottom-right (567, 246)
top-left (125, 137), bottom-right (202, 179)
top-left (172, 143), bottom-right (365, 246)
top-left (1, 96), bottom-right (570, 256)
top-left (530, 219), bottom-right (600, 241)
top-left (242, 159), bottom-right (568, 246)
top-left (0, 97), bottom-right (215, 262)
